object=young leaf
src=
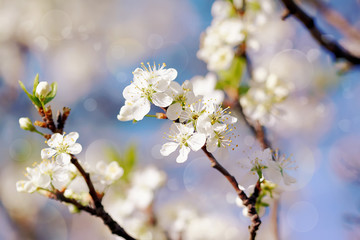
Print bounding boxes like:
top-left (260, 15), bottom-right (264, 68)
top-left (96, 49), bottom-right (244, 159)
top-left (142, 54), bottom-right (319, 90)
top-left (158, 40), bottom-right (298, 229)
top-left (43, 82), bottom-right (58, 105)
top-left (32, 74), bottom-right (39, 95)
top-left (238, 85), bottom-right (250, 96)
top-left (19, 81), bottom-right (42, 108)
top-left (216, 56), bottom-right (246, 90)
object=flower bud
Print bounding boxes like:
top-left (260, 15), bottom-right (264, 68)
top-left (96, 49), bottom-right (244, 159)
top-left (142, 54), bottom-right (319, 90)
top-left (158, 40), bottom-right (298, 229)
top-left (19, 117), bottom-right (36, 132)
top-left (35, 81), bottom-right (51, 100)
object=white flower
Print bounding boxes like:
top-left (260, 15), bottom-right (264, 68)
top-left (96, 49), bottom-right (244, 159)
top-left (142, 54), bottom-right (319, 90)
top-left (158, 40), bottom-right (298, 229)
top-left (207, 46), bottom-right (234, 71)
top-left (263, 150), bottom-right (297, 185)
top-left (179, 97), bottom-right (207, 125)
top-left (16, 163), bottom-right (51, 193)
top-left (35, 81), bottom-right (51, 100)
top-left (205, 123), bottom-right (232, 153)
top-left (41, 132), bottom-right (82, 165)
top-left (166, 81), bottom-right (196, 121)
top-left (119, 63), bottom-right (177, 121)
top-left (95, 161), bottom-right (124, 185)
top-left (211, 1), bottom-right (232, 20)
top-left (240, 70), bottom-right (291, 125)
top-left (132, 166), bottom-right (166, 190)
top-left (196, 103), bottom-right (237, 135)
top-left (238, 148), bottom-right (272, 187)
top-left (160, 123), bottom-right (206, 163)
top-left (39, 160), bottom-right (70, 184)
top-left (127, 185), bottom-right (154, 209)
top-left (191, 73), bottom-right (224, 105)
top-left (19, 117), bottom-right (35, 131)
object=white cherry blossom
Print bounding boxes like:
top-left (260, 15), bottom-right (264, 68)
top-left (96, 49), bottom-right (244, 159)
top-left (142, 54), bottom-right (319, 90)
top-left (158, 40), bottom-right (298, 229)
top-left (238, 148), bottom-right (272, 187)
top-left (16, 162), bottom-right (51, 193)
top-left (166, 80), bottom-right (196, 120)
top-left (191, 73), bottom-right (224, 105)
top-left (119, 63), bottom-right (177, 121)
top-left (205, 123), bottom-right (232, 153)
top-left (41, 132), bottom-right (82, 165)
top-left (160, 123), bottom-right (206, 163)
top-left (263, 150), bottom-right (297, 185)
top-left (196, 103), bottom-right (237, 135)
top-left (95, 161), bottom-right (124, 185)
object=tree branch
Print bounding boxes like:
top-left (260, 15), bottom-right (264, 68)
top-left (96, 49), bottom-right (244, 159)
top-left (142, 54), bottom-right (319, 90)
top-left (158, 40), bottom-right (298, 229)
top-left (36, 105), bottom-right (136, 240)
top-left (279, 0), bottom-right (360, 65)
top-left (201, 146), bottom-right (261, 240)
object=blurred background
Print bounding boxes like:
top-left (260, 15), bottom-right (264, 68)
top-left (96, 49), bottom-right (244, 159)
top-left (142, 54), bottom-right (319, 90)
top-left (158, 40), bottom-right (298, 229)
top-left (1, 0), bottom-right (360, 239)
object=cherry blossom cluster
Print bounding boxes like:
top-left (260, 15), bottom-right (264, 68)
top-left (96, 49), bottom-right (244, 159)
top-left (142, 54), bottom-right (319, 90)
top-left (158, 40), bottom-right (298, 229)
top-left (17, 79), bottom-right (123, 200)
top-left (240, 68), bottom-right (293, 125)
top-left (198, 0), bottom-right (274, 72)
top-left (117, 63), bottom-right (238, 163)
top-left (16, 131), bottom-right (123, 197)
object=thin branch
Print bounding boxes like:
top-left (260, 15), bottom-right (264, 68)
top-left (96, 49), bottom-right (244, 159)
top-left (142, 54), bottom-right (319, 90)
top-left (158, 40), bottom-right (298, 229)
top-left (70, 156), bottom-right (102, 208)
top-left (36, 105), bottom-right (136, 240)
top-left (279, 0), bottom-right (360, 65)
top-left (201, 146), bottom-right (261, 240)
top-left (311, 0), bottom-right (360, 42)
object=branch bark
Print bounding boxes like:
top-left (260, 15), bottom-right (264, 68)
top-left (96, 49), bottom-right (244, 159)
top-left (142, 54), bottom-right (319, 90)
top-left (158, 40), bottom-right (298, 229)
top-left (279, 0), bottom-right (360, 65)
top-left (201, 146), bottom-right (261, 240)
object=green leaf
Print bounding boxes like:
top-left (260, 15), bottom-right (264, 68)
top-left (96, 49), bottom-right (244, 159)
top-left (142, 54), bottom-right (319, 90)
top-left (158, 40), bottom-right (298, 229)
top-left (43, 82), bottom-right (57, 105)
top-left (238, 85), bottom-right (250, 96)
top-left (19, 81), bottom-right (42, 108)
top-left (104, 145), bottom-right (137, 182)
top-left (216, 56), bottom-right (246, 90)
top-left (32, 74), bottom-right (39, 95)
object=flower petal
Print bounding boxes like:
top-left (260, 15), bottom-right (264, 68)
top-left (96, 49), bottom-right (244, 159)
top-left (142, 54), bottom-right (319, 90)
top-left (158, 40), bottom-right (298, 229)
top-left (151, 92), bottom-right (173, 107)
top-left (206, 136), bottom-right (218, 153)
top-left (188, 133), bottom-right (206, 151)
top-left (160, 142), bottom-right (179, 156)
top-left (47, 133), bottom-right (63, 148)
top-left (166, 103), bottom-right (182, 120)
top-left (153, 79), bottom-right (170, 92)
top-left (283, 172), bottom-right (296, 185)
top-left (41, 148), bottom-right (57, 160)
top-left (123, 83), bottom-right (141, 101)
top-left (56, 153), bottom-right (71, 165)
top-left (176, 146), bottom-right (190, 163)
top-left (163, 68), bottom-right (177, 81)
top-left (63, 132), bottom-right (79, 145)
top-left (133, 98), bottom-right (151, 121)
top-left (67, 143), bottom-right (82, 155)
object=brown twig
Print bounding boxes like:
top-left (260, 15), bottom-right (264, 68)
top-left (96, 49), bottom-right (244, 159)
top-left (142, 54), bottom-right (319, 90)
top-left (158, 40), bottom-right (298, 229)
top-left (48, 190), bottom-right (136, 240)
top-left (310, 0), bottom-right (360, 42)
top-left (201, 146), bottom-right (261, 240)
top-left (279, 0), bottom-right (360, 65)
top-left (36, 105), bottom-right (136, 240)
